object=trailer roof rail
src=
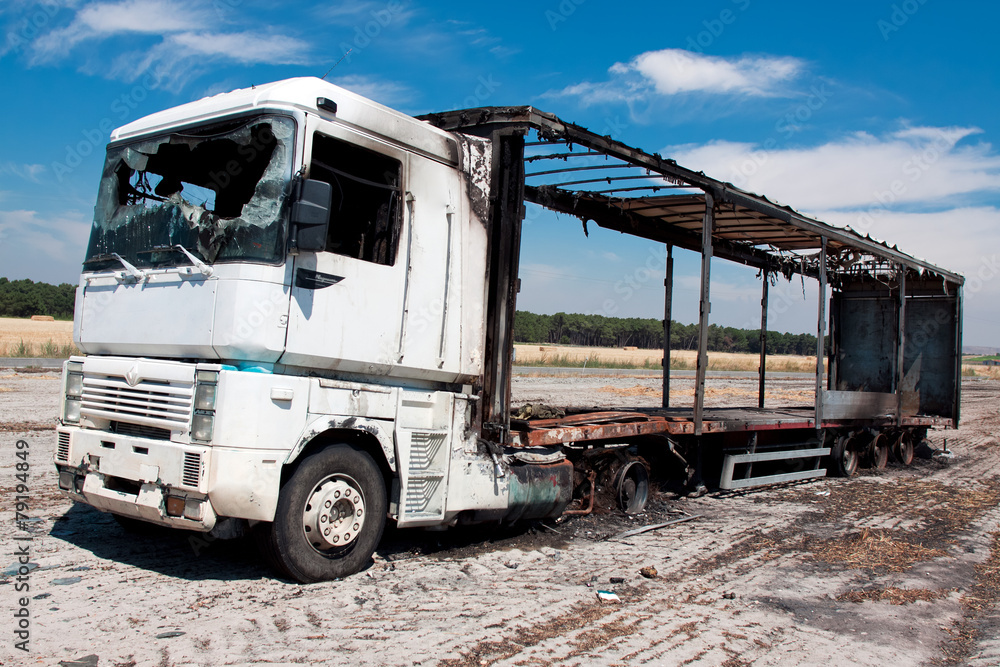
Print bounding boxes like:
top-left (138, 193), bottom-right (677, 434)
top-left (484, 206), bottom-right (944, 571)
top-left (419, 106), bottom-right (964, 286)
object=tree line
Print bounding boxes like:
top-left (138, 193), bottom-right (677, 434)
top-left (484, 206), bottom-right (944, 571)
top-left (514, 310), bottom-right (819, 356)
top-left (0, 278), bottom-right (76, 319)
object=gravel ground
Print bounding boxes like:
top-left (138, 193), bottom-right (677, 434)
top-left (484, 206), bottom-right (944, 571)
top-left (1, 369), bottom-right (999, 666)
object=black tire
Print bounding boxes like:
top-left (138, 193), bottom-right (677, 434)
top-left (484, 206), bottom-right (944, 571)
top-left (255, 444), bottom-right (387, 583)
top-left (829, 434), bottom-right (858, 477)
top-left (868, 433), bottom-right (889, 470)
top-left (892, 432), bottom-right (915, 466)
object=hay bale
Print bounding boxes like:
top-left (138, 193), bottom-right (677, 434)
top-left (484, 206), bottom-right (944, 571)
top-left (30, 315), bottom-right (55, 322)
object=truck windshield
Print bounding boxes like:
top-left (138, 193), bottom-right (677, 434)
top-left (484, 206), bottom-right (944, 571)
top-left (85, 115), bottom-right (296, 271)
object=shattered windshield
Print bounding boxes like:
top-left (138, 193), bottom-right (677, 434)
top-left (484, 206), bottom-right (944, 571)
top-left (85, 115), bottom-right (296, 271)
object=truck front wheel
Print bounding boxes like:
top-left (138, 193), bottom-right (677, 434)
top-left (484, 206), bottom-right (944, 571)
top-left (255, 444), bottom-right (387, 583)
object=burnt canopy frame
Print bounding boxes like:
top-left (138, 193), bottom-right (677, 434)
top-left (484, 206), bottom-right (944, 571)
top-left (420, 105), bottom-right (963, 286)
top-left (417, 105), bottom-right (965, 440)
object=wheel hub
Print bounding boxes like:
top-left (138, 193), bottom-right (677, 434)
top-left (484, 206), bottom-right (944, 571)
top-left (303, 477), bottom-right (366, 550)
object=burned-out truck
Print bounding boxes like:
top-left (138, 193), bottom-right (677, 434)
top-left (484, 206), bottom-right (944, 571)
top-left (54, 78), bottom-right (964, 582)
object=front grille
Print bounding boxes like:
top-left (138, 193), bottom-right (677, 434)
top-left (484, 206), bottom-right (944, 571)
top-left (56, 432), bottom-right (70, 462)
top-left (81, 375), bottom-right (194, 431)
top-left (182, 452), bottom-right (202, 488)
top-left (111, 421), bottom-right (171, 441)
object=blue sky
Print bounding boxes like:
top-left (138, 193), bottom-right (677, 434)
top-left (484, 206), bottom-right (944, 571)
top-left (1, 0), bottom-right (999, 345)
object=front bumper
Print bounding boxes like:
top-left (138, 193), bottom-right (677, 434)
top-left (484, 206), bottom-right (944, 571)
top-left (56, 425), bottom-right (217, 531)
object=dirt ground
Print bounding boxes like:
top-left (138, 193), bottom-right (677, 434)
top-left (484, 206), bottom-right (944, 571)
top-left (2, 368), bottom-right (999, 666)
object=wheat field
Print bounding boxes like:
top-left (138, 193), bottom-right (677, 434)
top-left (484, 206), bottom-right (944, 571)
top-left (514, 344), bottom-right (819, 373)
top-left (0, 317), bottom-right (75, 357)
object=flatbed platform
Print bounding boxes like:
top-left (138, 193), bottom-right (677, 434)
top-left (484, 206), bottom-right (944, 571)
top-left (509, 407), bottom-right (953, 447)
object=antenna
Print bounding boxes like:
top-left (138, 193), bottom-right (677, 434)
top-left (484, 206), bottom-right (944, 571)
top-left (321, 49), bottom-right (353, 81)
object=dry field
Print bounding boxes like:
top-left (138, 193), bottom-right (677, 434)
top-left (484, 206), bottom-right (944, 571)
top-left (515, 343), bottom-right (818, 372)
top-left (0, 317), bottom-right (74, 357)
top-left (514, 344), bottom-right (1000, 379)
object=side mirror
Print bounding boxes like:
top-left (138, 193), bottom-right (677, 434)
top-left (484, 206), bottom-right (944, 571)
top-left (291, 179), bottom-right (332, 252)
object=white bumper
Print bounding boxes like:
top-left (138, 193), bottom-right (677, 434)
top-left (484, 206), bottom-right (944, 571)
top-left (56, 426), bottom-right (284, 530)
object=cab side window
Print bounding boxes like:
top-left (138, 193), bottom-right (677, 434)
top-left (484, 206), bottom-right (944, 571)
top-left (309, 133), bottom-right (402, 266)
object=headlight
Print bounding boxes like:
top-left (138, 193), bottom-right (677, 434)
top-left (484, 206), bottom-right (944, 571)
top-left (194, 383), bottom-right (216, 411)
top-left (64, 397), bottom-right (82, 424)
top-left (66, 360), bottom-right (84, 398)
top-left (191, 413), bottom-right (214, 442)
top-left (194, 370), bottom-right (218, 410)
top-left (66, 373), bottom-right (84, 397)
top-left (192, 369), bottom-right (218, 442)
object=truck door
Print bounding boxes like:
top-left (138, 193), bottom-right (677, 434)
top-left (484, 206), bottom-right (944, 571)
top-left (281, 120), bottom-right (408, 374)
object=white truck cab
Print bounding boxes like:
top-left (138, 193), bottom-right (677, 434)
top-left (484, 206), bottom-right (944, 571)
top-left (55, 78), bottom-right (566, 582)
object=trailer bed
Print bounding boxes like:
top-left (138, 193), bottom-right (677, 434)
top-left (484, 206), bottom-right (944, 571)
top-left (509, 407), bottom-right (952, 447)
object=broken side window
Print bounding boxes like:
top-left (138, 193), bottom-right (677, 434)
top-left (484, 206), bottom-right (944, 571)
top-left (309, 133), bottom-right (402, 266)
top-left (85, 115), bottom-right (296, 271)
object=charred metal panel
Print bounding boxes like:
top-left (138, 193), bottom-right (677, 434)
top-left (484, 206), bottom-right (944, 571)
top-left (832, 290), bottom-right (897, 393)
top-left (504, 460), bottom-right (573, 522)
top-left (903, 294), bottom-right (960, 419)
top-left (821, 390), bottom-right (896, 419)
top-left (480, 131), bottom-right (526, 441)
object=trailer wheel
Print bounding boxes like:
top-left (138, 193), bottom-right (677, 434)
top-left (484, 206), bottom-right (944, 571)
top-left (868, 433), bottom-right (889, 470)
top-left (255, 444), bottom-right (386, 583)
top-left (829, 434), bottom-right (858, 477)
top-left (892, 432), bottom-right (915, 466)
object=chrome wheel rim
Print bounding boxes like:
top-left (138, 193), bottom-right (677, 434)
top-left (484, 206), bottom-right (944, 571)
top-left (302, 474), bottom-right (366, 552)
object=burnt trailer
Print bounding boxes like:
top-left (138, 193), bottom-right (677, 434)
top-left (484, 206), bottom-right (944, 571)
top-left (56, 78), bottom-right (963, 582)
top-left (421, 106), bottom-right (963, 493)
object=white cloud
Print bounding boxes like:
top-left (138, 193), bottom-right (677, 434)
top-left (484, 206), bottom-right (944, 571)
top-left (547, 49), bottom-right (806, 107)
top-left (318, 1), bottom-right (413, 27)
top-left (25, 0), bottom-right (310, 89)
top-left (666, 125), bottom-right (1000, 211)
top-left (31, 0), bottom-right (212, 61)
top-left (0, 162), bottom-right (46, 183)
top-left (106, 29), bottom-right (310, 90)
top-left (327, 75), bottom-right (412, 107)
top-left (168, 31), bottom-right (307, 64)
top-left (812, 206), bottom-right (1000, 280)
top-left (656, 126), bottom-right (1000, 343)
top-left (618, 49), bottom-right (803, 96)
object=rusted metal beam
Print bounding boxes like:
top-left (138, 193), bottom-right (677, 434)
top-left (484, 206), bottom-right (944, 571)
top-left (695, 194), bottom-right (715, 436)
top-left (815, 238), bottom-right (827, 431)
top-left (524, 186), bottom-right (791, 275)
top-left (758, 274), bottom-right (768, 409)
top-left (896, 266), bottom-right (906, 426)
top-left (663, 245), bottom-right (674, 409)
